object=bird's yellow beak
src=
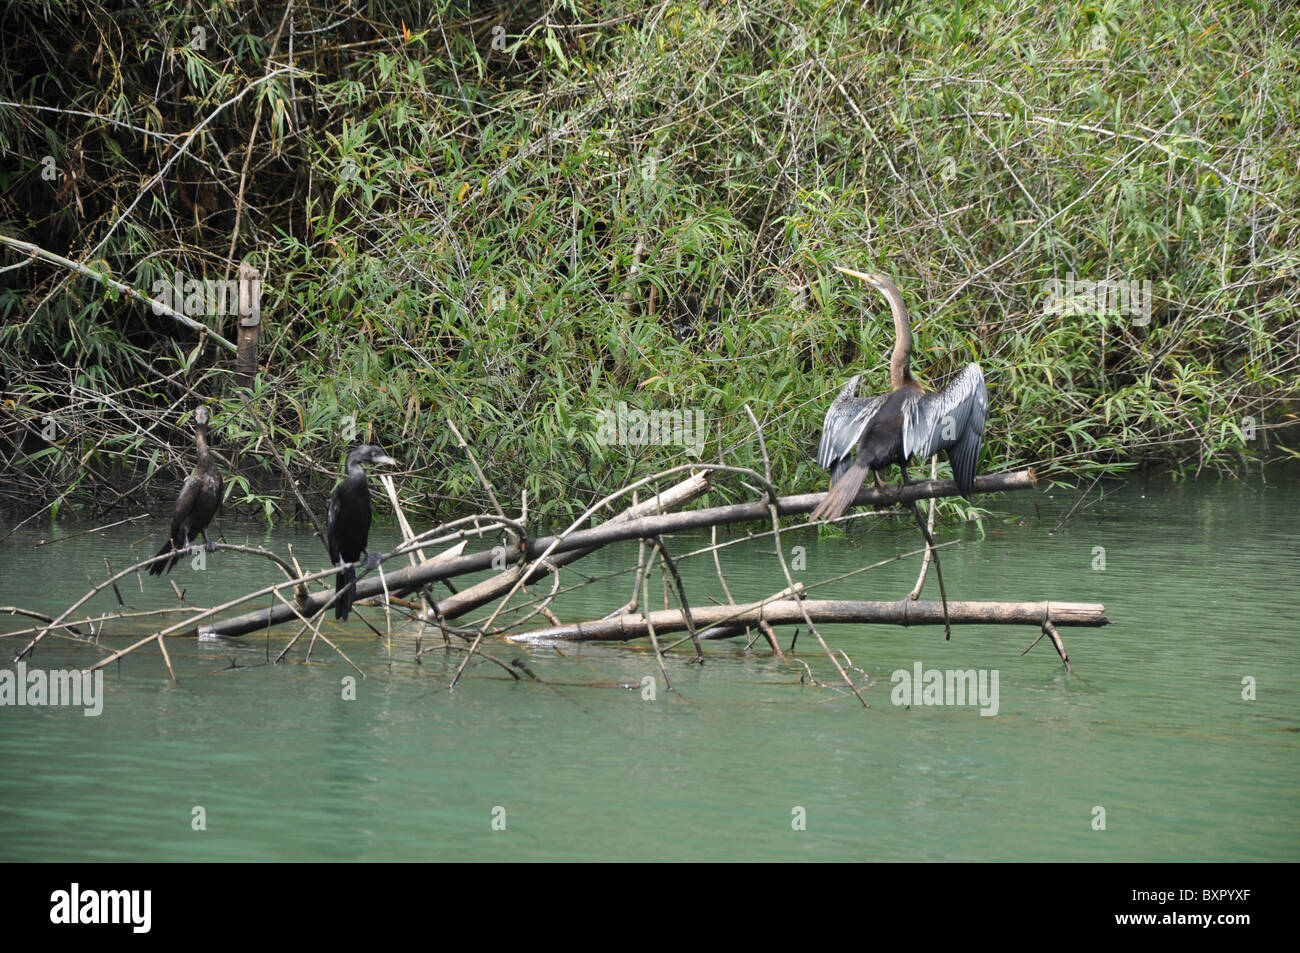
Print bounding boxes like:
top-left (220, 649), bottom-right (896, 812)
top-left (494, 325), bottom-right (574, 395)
top-left (833, 265), bottom-right (883, 286)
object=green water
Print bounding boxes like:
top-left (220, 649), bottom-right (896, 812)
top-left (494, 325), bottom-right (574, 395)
top-left (1, 474), bottom-right (1297, 861)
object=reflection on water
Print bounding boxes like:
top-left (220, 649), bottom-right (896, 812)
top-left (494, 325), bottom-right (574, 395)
top-left (1, 473), bottom-right (1297, 860)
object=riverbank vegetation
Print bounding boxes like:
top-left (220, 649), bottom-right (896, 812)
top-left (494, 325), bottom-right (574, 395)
top-left (1, 0), bottom-right (1296, 526)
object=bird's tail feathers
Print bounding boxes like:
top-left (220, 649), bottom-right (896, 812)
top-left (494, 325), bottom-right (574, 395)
top-left (811, 463), bottom-right (869, 522)
top-left (148, 538), bottom-right (177, 576)
top-left (335, 565), bottom-right (356, 621)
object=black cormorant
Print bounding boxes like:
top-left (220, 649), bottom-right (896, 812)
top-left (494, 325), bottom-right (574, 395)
top-left (149, 405), bottom-right (224, 575)
top-left (326, 444), bottom-right (398, 620)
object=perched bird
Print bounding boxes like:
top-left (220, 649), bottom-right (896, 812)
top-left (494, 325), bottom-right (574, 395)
top-left (811, 268), bottom-right (987, 522)
top-left (149, 404), bottom-right (224, 575)
top-left (326, 444), bottom-right (398, 620)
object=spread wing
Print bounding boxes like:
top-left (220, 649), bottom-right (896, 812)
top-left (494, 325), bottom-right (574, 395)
top-left (902, 362), bottom-right (987, 494)
top-left (817, 375), bottom-right (889, 484)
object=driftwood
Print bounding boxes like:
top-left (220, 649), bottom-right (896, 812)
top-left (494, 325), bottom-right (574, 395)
top-left (203, 468), bottom-right (1035, 639)
top-left (12, 452), bottom-right (1099, 693)
top-left (421, 471), bottom-right (712, 625)
top-left (506, 599), bottom-right (1109, 643)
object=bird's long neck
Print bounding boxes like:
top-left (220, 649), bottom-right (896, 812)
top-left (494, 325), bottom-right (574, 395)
top-left (876, 277), bottom-right (915, 391)
top-left (195, 424), bottom-right (212, 466)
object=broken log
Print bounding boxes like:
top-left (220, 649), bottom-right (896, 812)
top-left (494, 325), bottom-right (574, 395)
top-left (193, 468), bottom-right (1034, 639)
top-left (201, 470), bottom-right (714, 638)
top-left (505, 598), bottom-right (1108, 643)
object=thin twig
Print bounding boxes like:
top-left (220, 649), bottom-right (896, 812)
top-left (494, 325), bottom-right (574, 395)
top-left (744, 404), bottom-right (868, 708)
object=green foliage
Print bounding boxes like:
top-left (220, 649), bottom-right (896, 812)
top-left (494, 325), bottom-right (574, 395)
top-left (1, 0), bottom-right (1296, 524)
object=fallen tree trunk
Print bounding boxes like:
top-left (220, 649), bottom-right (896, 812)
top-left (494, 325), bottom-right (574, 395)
top-left (197, 468), bottom-right (1036, 639)
top-left (201, 470), bottom-right (713, 638)
top-left (505, 598), bottom-right (1108, 643)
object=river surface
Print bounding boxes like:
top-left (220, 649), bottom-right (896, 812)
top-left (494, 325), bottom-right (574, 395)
top-left (1, 473), bottom-right (1296, 861)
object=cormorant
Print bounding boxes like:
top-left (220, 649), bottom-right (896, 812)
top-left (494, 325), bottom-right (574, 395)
top-left (810, 269), bottom-right (988, 640)
top-left (326, 444), bottom-right (398, 620)
top-left (149, 404), bottom-right (224, 575)
top-left (811, 268), bottom-right (987, 522)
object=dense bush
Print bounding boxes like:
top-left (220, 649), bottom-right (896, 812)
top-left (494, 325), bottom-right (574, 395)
top-left (1, 1), bottom-right (1296, 524)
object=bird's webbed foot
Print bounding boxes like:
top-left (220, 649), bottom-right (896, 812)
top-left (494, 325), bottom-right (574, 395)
top-left (364, 551), bottom-right (383, 571)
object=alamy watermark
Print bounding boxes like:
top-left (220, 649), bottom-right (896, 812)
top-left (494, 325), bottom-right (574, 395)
top-left (0, 662), bottom-right (104, 716)
top-left (891, 661), bottom-right (999, 716)
top-left (151, 271), bottom-right (260, 319)
top-left (594, 402), bottom-right (707, 457)
top-left (50, 883), bottom-right (150, 933)
top-left (1043, 272), bottom-right (1152, 326)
